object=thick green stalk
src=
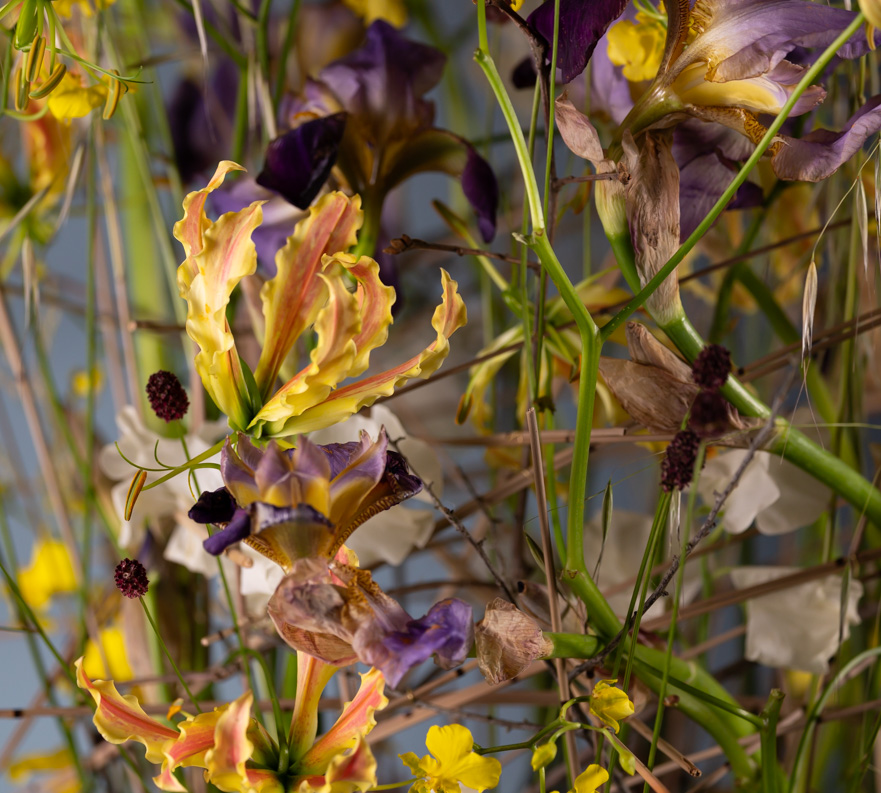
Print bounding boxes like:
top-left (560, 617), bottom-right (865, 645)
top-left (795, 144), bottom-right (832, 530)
top-left (663, 313), bottom-right (881, 524)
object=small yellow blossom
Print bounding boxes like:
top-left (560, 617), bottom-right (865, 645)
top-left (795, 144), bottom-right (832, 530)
top-left (53, 0), bottom-right (116, 18)
top-left (589, 680), bottom-right (634, 733)
top-left (530, 742), bottom-right (557, 771)
top-left (342, 0), bottom-right (407, 27)
top-left (82, 625), bottom-right (134, 682)
top-left (400, 724), bottom-right (502, 793)
top-left (71, 366), bottom-right (104, 398)
top-left (8, 747), bottom-right (80, 793)
top-left (17, 538), bottom-right (77, 609)
top-left (47, 73), bottom-right (107, 121)
top-left (571, 764), bottom-right (609, 793)
top-left (606, 8), bottom-right (666, 82)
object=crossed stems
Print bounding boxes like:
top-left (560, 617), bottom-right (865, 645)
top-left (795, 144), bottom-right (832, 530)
top-left (475, 1), bottom-right (871, 783)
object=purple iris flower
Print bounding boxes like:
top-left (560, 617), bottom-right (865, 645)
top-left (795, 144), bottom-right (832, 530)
top-left (190, 431), bottom-right (422, 562)
top-left (263, 21), bottom-right (498, 242)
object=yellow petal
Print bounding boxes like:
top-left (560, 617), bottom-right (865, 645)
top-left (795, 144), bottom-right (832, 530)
top-left (46, 73), bottom-right (107, 120)
top-left (82, 626), bottom-right (134, 682)
top-left (571, 764), bottom-right (610, 793)
top-left (342, 0), bottom-right (407, 26)
top-left (174, 161), bottom-right (263, 430)
top-left (75, 658), bottom-right (178, 764)
top-left (254, 192), bottom-right (362, 397)
top-left (255, 269), bottom-right (466, 438)
top-left (252, 269), bottom-right (361, 427)
top-left (18, 538), bottom-right (77, 609)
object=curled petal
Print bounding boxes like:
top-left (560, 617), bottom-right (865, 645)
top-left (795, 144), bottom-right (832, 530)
top-left (257, 270), bottom-right (466, 437)
top-left (528, 0), bottom-right (628, 83)
top-left (772, 95), bottom-right (881, 181)
top-left (253, 268), bottom-right (362, 428)
top-left (174, 161), bottom-right (263, 430)
top-left (204, 692), bottom-right (269, 793)
top-left (254, 192), bottom-right (363, 395)
top-left (75, 658), bottom-right (178, 765)
top-left (256, 113), bottom-right (347, 209)
top-left (155, 710), bottom-right (225, 792)
top-left (188, 487), bottom-right (237, 525)
top-left (290, 652), bottom-right (340, 760)
top-left (202, 508), bottom-right (251, 555)
top-left (355, 599), bottom-right (474, 688)
top-left (299, 668), bottom-right (387, 773)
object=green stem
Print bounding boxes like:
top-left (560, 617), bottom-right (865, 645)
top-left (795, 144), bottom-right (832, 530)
top-left (544, 632), bottom-right (601, 658)
top-left (760, 690), bottom-right (785, 793)
top-left (662, 313), bottom-right (881, 524)
top-left (139, 598), bottom-right (202, 713)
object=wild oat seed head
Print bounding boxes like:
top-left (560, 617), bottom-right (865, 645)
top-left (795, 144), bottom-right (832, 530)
top-left (146, 370), bottom-right (189, 422)
top-left (691, 345), bottom-right (732, 391)
top-left (114, 558), bottom-right (149, 598)
top-left (660, 430), bottom-right (700, 492)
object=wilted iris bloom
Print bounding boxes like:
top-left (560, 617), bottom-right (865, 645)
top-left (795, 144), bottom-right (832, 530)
top-left (175, 161), bottom-right (466, 437)
top-left (191, 430), bottom-right (422, 560)
top-left (76, 651), bottom-right (387, 793)
top-left (269, 551), bottom-right (474, 688)
top-left (615, 0), bottom-right (881, 181)
top-left (262, 20), bottom-right (498, 242)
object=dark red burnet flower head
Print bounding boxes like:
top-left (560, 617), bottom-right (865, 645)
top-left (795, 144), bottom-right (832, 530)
top-left (114, 558), bottom-right (149, 598)
top-left (661, 430), bottom-right (701, 492)
top-left (146, 371), bottom-right (189, 422)
top-left (691, 345), bottom-right (732, 391)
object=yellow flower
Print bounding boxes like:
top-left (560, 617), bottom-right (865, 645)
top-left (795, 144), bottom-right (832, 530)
top-left (71, 366), bottom-right (104, 398)
top-left (8, 747), bottom-right (80, 793)
top-left (82, 625), bottom-right (134, 682)
top-left (400, 724), bottom-right (502, 793)
top-left (571, 764), bottom-right (609, 793)
top-left (343, 0), bottom-right (407, 27)
top-left (46, 73), bottom-right (108, 121)
top-left (589, 680), bottom-right (634, 733)
top-left (607, 7), bottom-right (666, 82)
top-left (53, 0), bottom-right (116, 16)
top-left (17, 538), bottom-right (77, 609)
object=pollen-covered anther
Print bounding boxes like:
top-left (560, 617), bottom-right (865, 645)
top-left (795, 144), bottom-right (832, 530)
top-left (114, 558), bottom-right (149, 599)
top-left (145, 370), bottom-right (190, 422)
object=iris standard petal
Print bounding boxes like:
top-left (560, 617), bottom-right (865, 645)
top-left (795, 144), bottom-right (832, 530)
top-left (528, 0), bottom-right (628, 84)
top-left (256, 113), bottom-right (347, 209)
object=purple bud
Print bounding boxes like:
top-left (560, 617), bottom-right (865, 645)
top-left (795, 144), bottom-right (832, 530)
top-left (146, 371), bottom-right (189, 422)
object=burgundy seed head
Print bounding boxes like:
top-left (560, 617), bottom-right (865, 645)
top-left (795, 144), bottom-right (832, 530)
top-left (146, 371), bottom-right (189, 422)
top-left (689, 391), bottom-right (730, 438)
top-left (114, 558), bottom-right (149, 598)
top-left (691, 345), bottom-right (732, 391)
top-left (661, 430), bottom-right (701, 492)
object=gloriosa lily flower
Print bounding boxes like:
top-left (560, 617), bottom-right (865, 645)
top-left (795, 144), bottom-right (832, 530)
top-left (400, 724), bottom-right (502, 793)
top-left (75, 651), bottom-right (387, 793)
top-left (175, 160), bottom-right (466, 437)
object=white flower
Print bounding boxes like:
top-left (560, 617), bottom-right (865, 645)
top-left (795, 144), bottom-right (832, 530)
top-left (697, 450), bottom-right (828, 535)
top-left (583, 510), bottom-right (700, 620)
top-left (307, 404), bottom-right (441, 567)
top-left (98, 406), bottom-right (226, 576)
top-left (729, 566), bottom-right (862, 674)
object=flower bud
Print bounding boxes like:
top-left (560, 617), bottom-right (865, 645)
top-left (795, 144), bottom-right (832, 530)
top-left (531, 742), bottom-right (557, 771)
top-left (145, 371), bottom-right (189, 422)
top-left (475, 598), bottom-right (553, 685)
top-left (114, 558), bottom-right (149, 599)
